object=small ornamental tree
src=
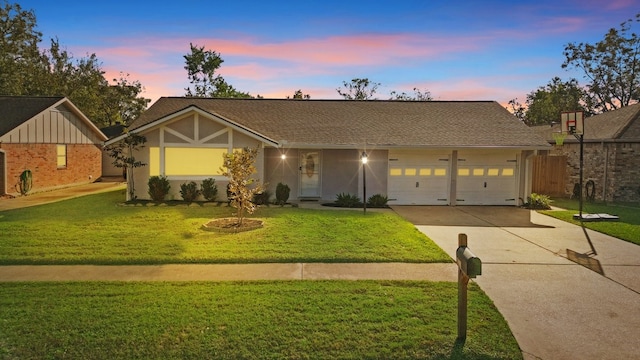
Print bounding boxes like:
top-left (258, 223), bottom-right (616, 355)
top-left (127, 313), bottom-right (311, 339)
top-left (104, 132), bottom-right (146, 200)
top-left (220, 147), bottom-right (264, 225)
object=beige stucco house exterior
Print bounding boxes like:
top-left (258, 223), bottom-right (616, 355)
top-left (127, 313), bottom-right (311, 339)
top-left (106, 97), bottom-right (550, 205)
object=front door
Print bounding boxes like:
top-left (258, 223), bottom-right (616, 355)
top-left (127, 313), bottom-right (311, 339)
top-left (299, 151), bottom-right (321, 197)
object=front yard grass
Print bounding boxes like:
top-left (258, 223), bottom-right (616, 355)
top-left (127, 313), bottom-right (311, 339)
top-left (0, 189), bottom-right (450, 264)
top-left (542, 198), bottom-right (640, 246)
top-left (0, 281), bottom-right (521, 359)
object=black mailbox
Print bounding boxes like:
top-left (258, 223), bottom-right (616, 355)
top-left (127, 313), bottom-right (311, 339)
top-left (456, 246), bottom-right (482, 278)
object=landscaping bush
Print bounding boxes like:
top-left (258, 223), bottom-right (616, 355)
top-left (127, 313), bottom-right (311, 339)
top-left (275, 182), bottom-right (290, 205)
top-left (367, 194), bottom-right (389, 208)
top-left (335, 192), bottom-right (361, 208)
top-left (180, 181), bottom-right (201, 203)
top-left (201, 178), bottom-right (218, 201)
top-left (526, 193), bottom-right (552, 209)
top-left (253, 190), bottom-right (272, 205)
top-left (147, 176), bottom-right (170, 202)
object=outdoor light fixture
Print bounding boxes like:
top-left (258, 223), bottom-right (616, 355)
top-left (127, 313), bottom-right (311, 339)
top-left (361, 151), bottom-right (368, 214)
top-left (281, 154), bottom-right (286, 160)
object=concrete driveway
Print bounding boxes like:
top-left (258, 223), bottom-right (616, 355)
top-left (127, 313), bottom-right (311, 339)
top-left (393, 206), bottom-right (640, 360)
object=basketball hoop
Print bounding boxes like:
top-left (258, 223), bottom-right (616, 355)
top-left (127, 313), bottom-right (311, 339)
top-left (561, 111), bottom-right (584, 136)
top-left (553, 132), bottom-right (567, 146)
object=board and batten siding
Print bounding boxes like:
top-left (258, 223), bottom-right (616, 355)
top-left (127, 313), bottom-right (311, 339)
top-left (0, 105), bottom-right (103, 145)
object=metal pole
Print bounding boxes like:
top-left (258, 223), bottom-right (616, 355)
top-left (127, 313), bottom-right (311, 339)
top-left (579, 134), bottom-right (584, 220)
top-left (361, 151), bottom-right (368, 214)
top-left (457, 233), bottom-right (468, 340)
top-left (363, 155), bottom-right (367, 214)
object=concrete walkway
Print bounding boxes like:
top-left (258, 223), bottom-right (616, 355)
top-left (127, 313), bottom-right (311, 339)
top-left (0, 263), bottom-right (457, 282)
top-left (0, 181), bottom-right (126, 212)
top-left (393, 206), bottom-right (640, 360)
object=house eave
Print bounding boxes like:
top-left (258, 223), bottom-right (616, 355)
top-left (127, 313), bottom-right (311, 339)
top-left (105, 105), bottom-right (280, 147)
top-left (280, 143), bottom-right (551, 150)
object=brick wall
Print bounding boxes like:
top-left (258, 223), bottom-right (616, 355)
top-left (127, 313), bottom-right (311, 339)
top-left (551, 141), bottom-right (640, 202)
top-left (611, 142), bottom-right (640, 202)
top-left (0, 143), bottom-right (102, 195)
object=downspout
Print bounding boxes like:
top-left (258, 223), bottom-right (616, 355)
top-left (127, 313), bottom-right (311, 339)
top-left (522, 150), bottom-right (536, 206)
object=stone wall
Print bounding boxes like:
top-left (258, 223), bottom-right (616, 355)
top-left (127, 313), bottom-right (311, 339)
top-left (0, 143), bottom-right (102, 195)
top-left (551, 141), bottom-right (640, 202)
top-left (611, 142), bottom-right (640, 202)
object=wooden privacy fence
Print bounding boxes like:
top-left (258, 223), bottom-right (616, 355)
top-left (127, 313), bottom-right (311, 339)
top-left (531, 155), bottom-right (567, 197)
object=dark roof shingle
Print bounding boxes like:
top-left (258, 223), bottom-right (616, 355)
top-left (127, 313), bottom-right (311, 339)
top-left (531, 103), bottom-right (640, 142)
top-left (0, 96), bottom-right (64, 136)
top-left (132, 97), bottom-right (550, 148)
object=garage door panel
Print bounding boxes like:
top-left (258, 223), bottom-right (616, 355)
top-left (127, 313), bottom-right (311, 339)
top-left (456, 153), bottom-right (518, 205)
top-left (388, 151), bottom-right (450, 205)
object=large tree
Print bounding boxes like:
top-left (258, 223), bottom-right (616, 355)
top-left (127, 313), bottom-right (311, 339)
top-left (337, 78), bottom-right (380, 100)
top-left (0, 1), bottom-right (46, 95)
top-left (183, 43), bottom-right (252, 98)
top-left (562, 14), bottom-right (640, 112)
top-left (512, 77), bottom-right (588, 126)
top-left (0, 2), bottom-right (149, 127)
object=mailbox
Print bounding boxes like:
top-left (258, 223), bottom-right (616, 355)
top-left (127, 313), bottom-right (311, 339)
top-left (456, 246), bottom-right (482, 278)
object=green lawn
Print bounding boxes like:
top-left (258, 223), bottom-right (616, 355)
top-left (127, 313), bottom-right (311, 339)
top-left (542, 198), bottom-right (640, 245)
top-left (0, 281), bottom-right (521, 360)
top-left (0, 189), bottom-right (450, 264)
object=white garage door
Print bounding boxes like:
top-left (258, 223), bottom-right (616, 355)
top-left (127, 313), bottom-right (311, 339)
top-left (388, 150), bottom-right (450, 205)
top-left (456, 152), bottom-right (518, 205)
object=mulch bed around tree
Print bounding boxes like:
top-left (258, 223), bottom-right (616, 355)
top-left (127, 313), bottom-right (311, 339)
top-left (201, 217), bottom-right (263, 233)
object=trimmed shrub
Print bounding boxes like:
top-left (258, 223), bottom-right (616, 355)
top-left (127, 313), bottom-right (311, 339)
top-left (526, 193), bottom-right (552, 210)
top-left (180, 181), bottom-right (201, 203)
top-left (367, 194), bottom-right (389, 208)
top-left (335, 192), bottom-right (361, 208)
top-left (253, 190), bottom-right (272, 205)
top-left (275, 182), bottom-right (290, 205)
top-left (201, 178), bottom-right (218, 201)
top-left (148, 176), bottom-right (170, 202)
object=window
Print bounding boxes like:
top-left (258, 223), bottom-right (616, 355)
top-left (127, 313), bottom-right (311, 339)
top-left (419, 168), bottom-right (431, 176)
top-left (458, 168), bottom-right (470, 176)
top-left (149, 147), bottom-right (231, 176)
top-left (502, 168), bottom-right (514, 176)
top-left (389, 168), bottom-right (402, 176)
top-left (473, 168), bottom-right (485, 176)
top-left (404, 168), bottom-right (416, 176)
top-left (434, 168), bottom-right (447, 176)
top-left (487, 168), bottom-right (500, 176)
top-left (56, 145), bottom-right (67, 168)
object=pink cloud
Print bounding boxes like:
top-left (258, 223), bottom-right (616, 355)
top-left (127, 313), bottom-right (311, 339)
top-left (190, 33), bottom-right (486, 66)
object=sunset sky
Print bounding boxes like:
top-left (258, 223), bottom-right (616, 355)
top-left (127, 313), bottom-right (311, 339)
top-left (16, 0), bottom-right (640, 105)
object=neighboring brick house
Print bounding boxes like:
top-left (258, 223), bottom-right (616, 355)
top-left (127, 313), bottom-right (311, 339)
top-left (0, 96), bottom-right (107, 196)
top-left (533, 103), bottom-right (640, 202)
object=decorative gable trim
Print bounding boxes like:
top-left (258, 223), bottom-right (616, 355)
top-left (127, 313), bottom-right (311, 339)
top-left (105, 105), bottom-right (279, 147)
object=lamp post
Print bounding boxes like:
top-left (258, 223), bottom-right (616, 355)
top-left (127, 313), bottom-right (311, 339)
top-left (280, 153), bottom-right (286, 183)
top-left (361, 151), bottom-right (368, 214)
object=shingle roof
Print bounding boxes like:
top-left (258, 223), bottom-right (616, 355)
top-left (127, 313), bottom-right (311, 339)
top-left (0, 96), bottom-right (64, 136)
top-left (131, 97), bottom-right (550, 148)
top-left (531, 103), bottom-right (640, 141)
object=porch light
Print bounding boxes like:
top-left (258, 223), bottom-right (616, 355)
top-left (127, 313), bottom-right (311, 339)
top-left (281, 154), bottom-right (286, 160)
top-left (361, 152), bottom-right (368, 214)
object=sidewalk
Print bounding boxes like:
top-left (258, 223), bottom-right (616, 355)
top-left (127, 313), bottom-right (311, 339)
top-left (0, 181), bottom-right (126, 212)
top-left (0, 263), bottom-right (457, 282)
